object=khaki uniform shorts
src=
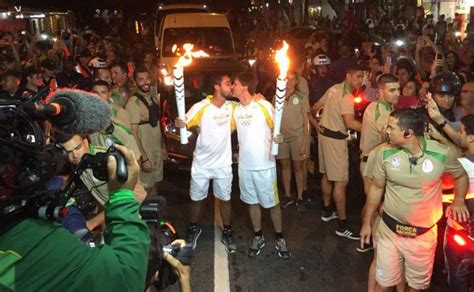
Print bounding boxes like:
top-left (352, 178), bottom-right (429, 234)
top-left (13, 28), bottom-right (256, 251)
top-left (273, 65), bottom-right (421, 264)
top-left (140, 150), bottom-right (163, 188)
top-left (276, 135), bottom-right (310, 161)
top-left (372, 209), bottom-right (386, 248)
top-left (318, 134), bottom-right (349, 181)
top-left (375, 220), bottom-right (437, 290)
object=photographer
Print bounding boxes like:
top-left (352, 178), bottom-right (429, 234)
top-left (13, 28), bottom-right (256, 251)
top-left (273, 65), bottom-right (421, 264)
top-left (58, 133), bottom-right (146, 231)
top-left (0, 145), bottom-right (151, 291)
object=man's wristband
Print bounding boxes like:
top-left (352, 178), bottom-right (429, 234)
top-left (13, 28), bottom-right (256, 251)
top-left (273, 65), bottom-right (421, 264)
top-left (141, 157), bottom-right (149, 163)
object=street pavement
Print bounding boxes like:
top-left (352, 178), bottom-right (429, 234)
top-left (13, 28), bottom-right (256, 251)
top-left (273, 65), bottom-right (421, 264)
top-left (157, 165), bottom-right (449, 292)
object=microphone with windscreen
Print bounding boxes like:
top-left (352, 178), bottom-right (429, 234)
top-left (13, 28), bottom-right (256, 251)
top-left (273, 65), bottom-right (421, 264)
top-left (24, 89), bottom-right (112, 135)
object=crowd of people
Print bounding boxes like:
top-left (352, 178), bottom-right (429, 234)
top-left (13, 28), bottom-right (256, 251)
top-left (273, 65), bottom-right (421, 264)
top-left (0, 4), bottom-right (474, 291)
top-left (237, 6), bottom-right (474, 291)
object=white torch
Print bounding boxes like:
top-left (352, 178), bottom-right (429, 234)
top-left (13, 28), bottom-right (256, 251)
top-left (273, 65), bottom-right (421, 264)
top-left (172, 43), bottom-right (209, 144)
top-left (271, 41), bottom-right (290, 155)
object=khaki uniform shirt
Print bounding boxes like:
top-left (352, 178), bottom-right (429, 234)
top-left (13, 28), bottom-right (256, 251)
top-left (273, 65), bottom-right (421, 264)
top-left (319, 82), bottom-right (354, 133)
top-left (88, 118), bottom-right (141, 160)
top-left (360, 99), bottom-right (392, 156)
top-left (125, 93), bottom-right (162, 155)
top-left (111, 81), bottom-right (137, 108)
top-left (80, 145), bottom-right (145, 205)
top-left (80, 145), bottom-right (110, 206)
top-left (373, 138), bottom-right (465, 227)
top-left (110, 102), bottom-right (132, 130)
top-left (278, 91), bottom-right (310, 141)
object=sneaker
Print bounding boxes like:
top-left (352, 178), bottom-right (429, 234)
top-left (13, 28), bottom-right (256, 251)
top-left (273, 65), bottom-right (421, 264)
top-left (275, 238), bottom-right (291, 259)
top-left (280, 196), bottom-right (294, 208)
top-left (335, 226), bottom-right (360, 240)
top-left (248, 236), bottom-right (265, 257)
top-left (321, 209), bottom-right (338, 222)
top-left (186, 225), bottom-right (202, 249)
top-left (295, 199), bottom-right (307, 212)
top-left (356, 242), bottom-right (374, 253)
top-left (221, 229), bottom-right (237, 254)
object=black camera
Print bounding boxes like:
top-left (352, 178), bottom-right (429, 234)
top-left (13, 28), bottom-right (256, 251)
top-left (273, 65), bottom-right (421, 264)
top-left (140, 197), bottom-right (193, 290)
top-left (77, 145), bottom-right (128, 183)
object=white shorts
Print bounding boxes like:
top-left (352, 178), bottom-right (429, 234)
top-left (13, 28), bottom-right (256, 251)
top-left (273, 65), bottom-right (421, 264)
top-left (238, 167), bottom-right (279, 208)
top-left (190, 165), bottom-right (233, 202)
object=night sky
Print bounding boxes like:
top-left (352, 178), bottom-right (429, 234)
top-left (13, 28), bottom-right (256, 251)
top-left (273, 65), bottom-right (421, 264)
top-left (13, 0), bottom-right (251, 11)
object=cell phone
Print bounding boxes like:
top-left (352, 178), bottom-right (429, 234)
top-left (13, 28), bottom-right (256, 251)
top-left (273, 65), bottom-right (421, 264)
top-left (386, 56), bottom-right (392, 64)
top-left (436, 53), bottom-right (442, 60)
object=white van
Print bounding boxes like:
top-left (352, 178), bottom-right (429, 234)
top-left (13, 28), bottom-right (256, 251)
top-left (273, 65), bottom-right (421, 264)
top-left (154, 3), bottom-right (209, 50)
top-left (157, 13), bottom-right (236, 69)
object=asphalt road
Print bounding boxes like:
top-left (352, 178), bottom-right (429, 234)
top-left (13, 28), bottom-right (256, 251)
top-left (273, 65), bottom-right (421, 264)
top-left (157, 164), bottom-right (449, 292)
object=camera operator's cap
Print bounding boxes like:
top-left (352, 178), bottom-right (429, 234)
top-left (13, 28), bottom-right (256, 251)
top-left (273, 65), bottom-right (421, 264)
top-left (313, 54), bottom-right (331, 66)
top-left (431, 71), bottom-right (461, 96)
top-left (1, 69), bottom-right (21, 79)
top-left (41, 58), bottom-right (56, 71)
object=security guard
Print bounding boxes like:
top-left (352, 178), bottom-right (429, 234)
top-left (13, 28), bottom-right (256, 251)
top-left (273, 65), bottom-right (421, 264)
top-left (126, 66), bottom-right (166, 196)
top-left (316, 63), bottom-right (364, 240)
top-left (360, 74), bottom-right (400, 195)
top-left (360, 109), bottom-right (469, 291)
top-left (90, 80), bottom-right (140, 160)
top-left (277, 70), bottom-right (310, 211)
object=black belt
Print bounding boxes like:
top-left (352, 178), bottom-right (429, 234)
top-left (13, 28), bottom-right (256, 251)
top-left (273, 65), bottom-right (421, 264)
top-left (362, 156), bottom-right (369, 162)
top-left (382, 212), bottom-right (434, 238)
top-left (319, 126), bottom-right (348, 140)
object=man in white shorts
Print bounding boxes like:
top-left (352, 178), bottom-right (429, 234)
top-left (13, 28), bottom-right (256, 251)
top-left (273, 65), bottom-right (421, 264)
top-left (175, 74), bottom-right (237, 253)
top-left (232, 71), bottom-right (291, 259)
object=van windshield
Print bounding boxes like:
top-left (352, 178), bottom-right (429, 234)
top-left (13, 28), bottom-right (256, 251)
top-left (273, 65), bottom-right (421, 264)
top-left (162, 27), bottom-right (233, 57)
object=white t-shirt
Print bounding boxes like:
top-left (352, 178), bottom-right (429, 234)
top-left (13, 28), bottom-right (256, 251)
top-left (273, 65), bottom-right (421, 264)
top-left (234, 99), bottom-right (275, 170)
top-left (186, 97), bottom-right (236, 169)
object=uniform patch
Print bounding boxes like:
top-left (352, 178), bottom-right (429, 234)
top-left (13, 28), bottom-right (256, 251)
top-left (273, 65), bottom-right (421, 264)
top-left (292, 98), bottom-right (299, 105)
top-left (391, 157), bottom-right (401, 168)
top-left (105, 138), bottom-right (114, 147)
top-left (422, 159), bottom-right (434, 173)
top-left (375, 265), bottom-right (383, 279)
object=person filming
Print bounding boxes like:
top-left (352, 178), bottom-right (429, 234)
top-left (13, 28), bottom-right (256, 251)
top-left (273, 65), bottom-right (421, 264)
top-left (0, 144), bottom-right (151, 291)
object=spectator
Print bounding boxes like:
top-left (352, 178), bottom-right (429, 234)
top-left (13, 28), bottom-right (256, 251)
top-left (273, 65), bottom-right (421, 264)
top-left (0, 69), bottom-right (21, 100)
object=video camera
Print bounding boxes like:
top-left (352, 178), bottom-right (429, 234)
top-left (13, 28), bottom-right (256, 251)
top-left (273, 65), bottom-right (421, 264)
top-left (140, 197), bottom-right (193, 290)
top-left (0, 88), bottom-right (114, 225)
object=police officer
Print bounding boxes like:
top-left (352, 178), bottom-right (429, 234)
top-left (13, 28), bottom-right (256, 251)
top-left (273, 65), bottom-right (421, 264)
top-left (308, 54), bottom-right (335, 106)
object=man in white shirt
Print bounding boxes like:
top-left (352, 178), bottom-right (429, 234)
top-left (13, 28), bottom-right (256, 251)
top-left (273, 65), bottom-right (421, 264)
top-left (175, 74), bottom-right (237, 253)
top-left (232, 71), bottom-right (291, 259)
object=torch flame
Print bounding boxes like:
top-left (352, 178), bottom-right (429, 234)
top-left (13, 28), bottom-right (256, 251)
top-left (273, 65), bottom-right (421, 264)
top-left (275, 41), bottom-right (290, 80)
top-left (174, 43), bottom-right (209, 69)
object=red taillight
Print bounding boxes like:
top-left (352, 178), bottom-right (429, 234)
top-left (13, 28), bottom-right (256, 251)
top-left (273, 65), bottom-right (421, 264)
top-left (354, 96), bottom-right (362, 104)
top-left (454, 234), bottom-right (467, 246)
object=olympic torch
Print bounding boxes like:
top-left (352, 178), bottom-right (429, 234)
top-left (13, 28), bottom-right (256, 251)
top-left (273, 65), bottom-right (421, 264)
top-left (173, 43), bottom-right (209, 144)
top-left (271, 41), bottom-right (290, 155)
